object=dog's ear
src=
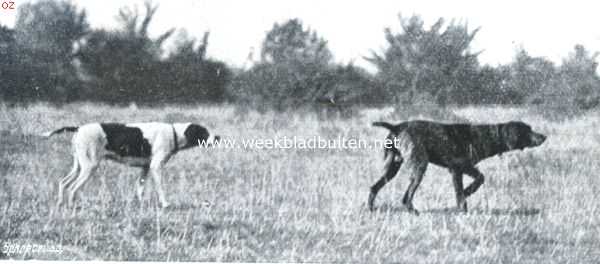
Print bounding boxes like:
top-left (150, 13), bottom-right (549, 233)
top-left (502, 122), bottom-right (521, 150)
top-left (502, 122), bottom-right (532, 150)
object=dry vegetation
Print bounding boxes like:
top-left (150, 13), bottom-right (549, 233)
top-left (1, 103), bottom-right (599, 262)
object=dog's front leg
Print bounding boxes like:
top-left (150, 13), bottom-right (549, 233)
top-left (149, 154), bottom-right (171, 208)
top-left (136, 165), bottom-right (150, 203)
top-left (463, 167), bottom-right (485, 198)
top-left (451, 169), bottom-right (467, 212)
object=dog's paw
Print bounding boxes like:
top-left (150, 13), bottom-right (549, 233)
top-left (159, 202), bottom-right (172, 209)
top-left (456, 202), bottom-right (468, 213)
top-left (406, 207), bottom-right (420, 215)
top-left (367, 193), bottom-right (377, 212)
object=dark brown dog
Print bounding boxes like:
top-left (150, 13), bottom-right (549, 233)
top-left (369, 120), bottom-right (546, 214)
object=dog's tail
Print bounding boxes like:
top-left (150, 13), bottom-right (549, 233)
top-left (373, 121), bottom-right (403, 160)
top-left (41, 126), bottom-right (78, 137)
top-left (372, 121), bottom-right (396, 131)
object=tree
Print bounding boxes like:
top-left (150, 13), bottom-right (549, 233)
top-left (0, 25), bottom-right (18, 102)
top-left (366, 15), bottom-right (481, 105)
top-left (503, 48), bottom-right (556, 104)
top-left (231, 19), bottom-right (336, 110)
top-left (557, 45), bottom-right (600, 109)
top-left (77, 2), bottom-right (230, 104)
top-left (8, 0), bottom-right (88, 102)
top-left (261, 18), bottom-right (332, 65)
top-left (77, 1), bottom-right (174, 103)
top-left (163, 30), bottom-right (230, 103)
top-left (15, 0), bottom-right (88, 58)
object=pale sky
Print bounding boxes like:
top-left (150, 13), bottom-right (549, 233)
top-left (1, 0), bottom-right (599, 71)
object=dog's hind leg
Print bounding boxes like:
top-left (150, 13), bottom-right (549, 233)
top-left (57, 154), bottom-right (80, 208)
top-left (67, 150), bottom-right (99, 208)
top-left (368, 151), bottom-right (403, 211)
top-left (400, 138), bottom-right (428, 215)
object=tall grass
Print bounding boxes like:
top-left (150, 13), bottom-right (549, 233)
top-left (0, 103), bottom-right (598, 262)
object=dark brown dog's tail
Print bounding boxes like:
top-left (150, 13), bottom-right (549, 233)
top-left (41, 126), bottom-right (78, 137)
top-left (373, 121), bottom-right (402, 160)
top-left (372, 121), bottom-right (396, 131)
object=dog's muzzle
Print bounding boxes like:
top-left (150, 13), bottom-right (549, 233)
top-left (530, 132), bottom-right (546, 146)
top-left (207, 134), bottom-right (221, 146)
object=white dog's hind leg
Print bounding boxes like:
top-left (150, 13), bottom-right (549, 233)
top-left (67, 148), bottom-right (99, 208)
top-left (67, 162), bottom-right (97, 208)
top-left (57, 154), bottom-right (80, 207)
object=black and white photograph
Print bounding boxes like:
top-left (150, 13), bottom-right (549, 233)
top-left (1, 0), bottom-right (599, 262)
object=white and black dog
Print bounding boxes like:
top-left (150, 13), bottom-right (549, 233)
top-left (43, 122), bottom-right (220, 208)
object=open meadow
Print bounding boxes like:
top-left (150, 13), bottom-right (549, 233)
top-left (1, 103), bottom-right (599, 262)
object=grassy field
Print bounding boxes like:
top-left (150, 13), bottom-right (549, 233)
top-left (1, 103), bottom-right (599, 262)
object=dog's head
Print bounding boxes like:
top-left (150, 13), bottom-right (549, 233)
top-left (184, 123), bottom-right (220, 147)
top-left (502, 121), bottom-right (546, 150)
